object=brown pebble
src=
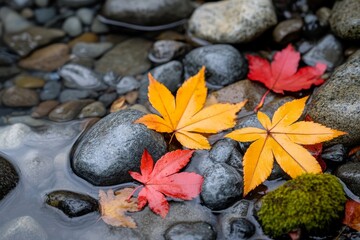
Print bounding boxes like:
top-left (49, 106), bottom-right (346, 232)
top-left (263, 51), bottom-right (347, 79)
top-left (48, 99), bottom-right (94, 122)
top-left (19, 43), bottom-right (70, 72)
top-left (273, 19), bottom-right (303, 44)
top-left (125, 91), bottom-right (139, 105)
top-left (2, 86), bottom-right (39, 107)
top-left (110, 96), bottom-right (127, 113)
top-left (31, 100), bottom-right (59, 118)
top-left (14, 75), bottom-right (45, 88)
top-left (68, 32), bottom-right (99, 48)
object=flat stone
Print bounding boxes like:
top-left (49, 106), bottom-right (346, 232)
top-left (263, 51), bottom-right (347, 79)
top-left (72, 42), bottom-right (113, 59)
top-left (14, 75), bottom-right (45, 88)
top-left (102, 0), bottom-right (194, 26)
top-left (71, 109), bottom-right (166, 185)
top-left (18, 43), bottom-right (70, 72)
top-left (68, 32), bottom-right (99, 48)
top-left (330, 0), bottom-right (360, 40)
top-left (183, 45), bottom-right (247, 88)
top-left (46, 190), bottom-right (98, 218)
top-left (40, 81), bottom-right (61, 100)
top-left (3, 26), bottom-right (65, 56)
top-left (78, 101), bottom-right (106, 118)
top-left (2, 86), bottom-right (39, 107)
top-left (0, 216), bottom-right (48, 240)
top-left (0, 156), bottom-right (19, 200)
top-left (48, 99), bottom-right (94, 122)
top-left (188, 0), bottom-right (277, 43)
top-left (59, 89), bottom-right (96, 103)
top-left (306, 55), bottom-right (360, 146)
top-left (0, 66), bottom-right (21, 81)
top-left (95, 38), bottom-right (152, 76)
top-left (0, 7), bottom-right (32, 33)
top-left (116, 76), bottom-right (141, 95)
top-left (31, 100), bottom-right (59, 118)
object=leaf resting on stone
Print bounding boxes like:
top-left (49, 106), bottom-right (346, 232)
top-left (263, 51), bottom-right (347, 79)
top-left (135, 66), bottom-right (247, 149)
top-left (99, 188), bottom-right (138, 228)
top-left (226, 97), bottom-right (346, 196)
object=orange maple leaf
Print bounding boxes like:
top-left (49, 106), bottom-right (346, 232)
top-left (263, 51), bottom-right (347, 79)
top-left (225, 97), bottom-right (346, 196)
top-left (135, 67), bottom-right (247, 149)
top-left (99, 188), bottom-right (139, 228)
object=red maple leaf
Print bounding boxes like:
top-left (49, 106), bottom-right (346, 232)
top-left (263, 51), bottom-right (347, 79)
top-left (247, 44), bottom-right (327, 111)
top-left (128, 149), bottom-right (203, 218)
top-left (343, 200), bottom-right (360, 231)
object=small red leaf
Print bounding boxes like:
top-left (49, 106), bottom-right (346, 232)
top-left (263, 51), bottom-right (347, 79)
top-left (247, 44), bottom-right (327, 111)
top-left (343, 200), bottom-right (360, 231)
top-left (129, 149), bottom-right (204, 218)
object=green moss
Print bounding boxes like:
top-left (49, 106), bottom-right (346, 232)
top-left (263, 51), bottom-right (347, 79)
top-left (258, 173), bottom-right (346, 238)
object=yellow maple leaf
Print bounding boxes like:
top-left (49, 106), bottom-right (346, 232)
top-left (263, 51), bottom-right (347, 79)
top-left (225, 97), bottom-right (346, 196)
top-left (135, 67), bottom-right (247, 149)
top-left (99, 188), bottom-right (139, 228)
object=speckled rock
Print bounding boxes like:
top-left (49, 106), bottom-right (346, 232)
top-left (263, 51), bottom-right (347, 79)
top-left (3, 26), bottom-right (65, 56)
top-left (78, 101), bottom-right (106, 118)
top-left (2, 86), bottom-right (39, 107)
top-left (164, 222), bottom-right (216, 240)
top-left (102, 0), bottom-right (194, 26)
top-left (0, 216), bottom-right (48, 240)
top-left (46, 190), bottom-right (98, 218)
top-left (72, 42), bottom-right (113, 59)
top-left (48, 99), bottom-right (94, 122)
top-left (188, 0), bottom-right (277, 43)
top-left (302, 34), bottom-right (343, 70)
top-left (18, 44), bottom-right (70, 72)
top-left (71, 109), bottom-right (166, 185)
top-left (183, 45), bottom-right (247, 88)
top-left (0, 156), bottom-right (19, 200)
top-left (330, 0), bottom-right (360, 40)
top-left (95, 38), bottom-right (152, 76)
top-left (335, 162), bottom-right (360, 197)
top-left (307, 55), bottom-right (360, 146)
top-left (139, 60), bottom-right (183, 102)
top-left (201, 163), bottom-right (243, 210)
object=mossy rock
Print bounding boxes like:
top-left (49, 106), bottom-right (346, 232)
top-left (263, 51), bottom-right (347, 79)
top-left (258, 173), bottom-right (346, 238)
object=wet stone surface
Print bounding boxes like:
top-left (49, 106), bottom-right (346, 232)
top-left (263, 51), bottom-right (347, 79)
top-left (0, 156), bottom-right (19, 200)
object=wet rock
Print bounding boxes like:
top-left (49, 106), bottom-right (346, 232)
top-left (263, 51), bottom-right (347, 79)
top-left (0, 66), bottom-right (21, 81)
top-left (14, 75), bottom-right (45, 88)
top-left (335, 162), bottom-right (360, 197)
top-left (0, 123), bottom-right (32, 149)
top-left (188, 0), bottom-right (277, 44)
top-left (46, 190), bottom-right (98, 218)
top-left (184, 45), bottom-right (247, 89)
top-left (0, 156), bottom-right (19, 200)
top-left (116, 76), bottom-right (140, 95)
top-left (78, 101), bottom-right (106, 118)
top-left (3, 26), bottom-right (65, 56)
top-left (40, 81), bottom-right (62, 100)
top-left (59, 64), bottom-right (106, 90)
top-left (0, 216), bottom-right (48, 240)
top-left (302, 13), bottom-right (326, 39)
top-left (0, 48), bottom-right (19, 66)
top-left (72, 109), bottom-right (166, 185)
top-left (306, 56), bottom-right (360, 146)
top-left (76, 8), bottom-right (94, 25)
top-left (0, 7), bottom-right (32, 33)
top-left (218, 200), bottom-right (256, 239)
top-left (139, 60), bottom-right (182, 102)
top-left (19, 44), bottom-right (70, 72)
top-left (48, 99), bottom-right (94, 122)
top-left (102, 0), bottom-right (194, 26)
top-left (98, 92), bottom-right (117, 107)
top-left (59, 89), bottom-right (96, 102)
top-left (95, 38), bottom-right (152, 76)
top-left (165, 222), bottom-right (216, 240)
top-left (62, 16), bottom-right (82, 37)
top-left (201, 163), bottom-right (243, 210)
top-left (2, 86), bottom-right (39, 107)
top-left (321, 144), bottom-right (347, 164)
top-left (31, 100), bottom-right (59, 118)
top-left (72, 42), bottom-right (113, 59)
top-left (57, 0), bottom-right (98, 7)
top-left (330, 0), bottom-right (360, 40)
top-left (34, 7), bottom-right (56, 24)
top-left (149, 40), bottom-right (191, 64)
top-left (133, 202), bottom-right (216, 240)
top-left (302, 34), bottom-right (343, 70)
top-left (273, 18), bottom-right (303, 44)
top-left (209, 139), bottom-right (243, 173)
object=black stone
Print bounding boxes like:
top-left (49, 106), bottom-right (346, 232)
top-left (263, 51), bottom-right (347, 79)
top-left (229, 218), bottom-right (256, 239)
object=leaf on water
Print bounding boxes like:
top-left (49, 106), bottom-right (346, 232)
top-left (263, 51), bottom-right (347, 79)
top-left (247, 45), bottom-right (327, 111)
top-left (129, 149), bottom-right (203, 218)
top-left (226, 97), bottom-right (346, 196)
top-left (135, 66), bottom-right (247, 149)
top-left (99, 188), bottom-right (139, 228)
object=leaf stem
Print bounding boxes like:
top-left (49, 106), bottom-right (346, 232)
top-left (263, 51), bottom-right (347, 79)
top-left (254, 89), bottom-right (270, 112)
top-left (126, 185), bottom-right (143, 202)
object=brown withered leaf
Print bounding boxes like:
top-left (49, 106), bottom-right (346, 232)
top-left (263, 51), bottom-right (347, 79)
top-left (99, 188), bottom-right (138, 228)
